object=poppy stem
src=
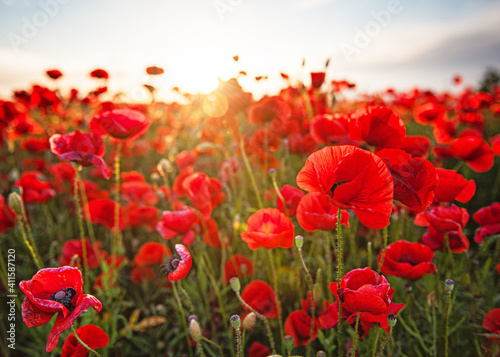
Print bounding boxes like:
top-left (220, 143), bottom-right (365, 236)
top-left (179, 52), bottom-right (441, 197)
top-left (270, 170), bottom-right (289, 217)
top-left (235, 291), bottom-right (276, 354)
top-left (178, 281), bottom-right (196, 316)
top-left (202, 336), bottom-right (224, 357)
top-left (172, 282), bottom-right (194, 357)
top-left (371, 327), bottom-right (380, 357)
top-left (240, 138), bottom-right (264, 209)
top-left (17, 205), bottom-right (43, 270)
top-left (234, 326), bottom-right (243, 357)
top-left (297, 244), bottom-right (315, 356)
top-left (444, 280), bottom-right (454, 357)
top-left (267, 249), bottom-right (284, 351)
top-left (112, 141), bottom-right (122, 262)
top-left (336, 208), bottom-right (343, 357)
top-left (74, 167), bottom-right (90, 291)
top-left (351, 312), bottom-right (361, 357)
top-left (378, 226), bottom-right (389, 272)
top-left (325, 231), bottom-right (333, 288)
top-left (375, 327), bottom-right (393, 357)
top-left (70, 325), bottom-right (100, 356)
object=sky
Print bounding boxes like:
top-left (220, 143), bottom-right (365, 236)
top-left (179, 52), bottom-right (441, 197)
top-left (0, 0), bottom-right (499, 102)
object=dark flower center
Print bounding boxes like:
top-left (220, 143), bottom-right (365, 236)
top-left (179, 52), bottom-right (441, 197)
top-left (161, 255), bottom-right (181, 276)
top-left (50, 287), bottom-right (76, 312)
top-left (399, 254), bottom-right (416, 266)
top-left (330, 181), bottom-right (347, 196)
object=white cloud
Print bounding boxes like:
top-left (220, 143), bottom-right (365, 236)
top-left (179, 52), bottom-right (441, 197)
top-left (294, 0), bottom-right (333, 11)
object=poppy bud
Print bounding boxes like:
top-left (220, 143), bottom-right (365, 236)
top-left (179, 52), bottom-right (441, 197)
top-left (189, 317), bottom-right (202, 342)
top-left (8, 191), bottom-right (23, 215)
top-left (243, 312), bottom-right (256, 330)
top-left (157, 158), bottom-right (172, 177)
top-left (150, 172), bottom-right (160, 185)
top-left (230, 277), bottom-right (241, 293)
top-left (445, 279), bottom-right (454, 293)
top-left (268, 168), bottom-right (277, 179)
top-left (295, 235), bottom-right (304, 249)
top-left (283, 335), bottom-right (295, 352)
top-left (230, 315), bottom-right (241, 330)
top-left (387, 314), bottom-right (397, 328)
top-left (317, 352), bottom-right (327, 357)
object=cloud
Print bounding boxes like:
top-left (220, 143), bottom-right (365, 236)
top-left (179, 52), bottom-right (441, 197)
top-left (294, 0), bottom-right (333, 11)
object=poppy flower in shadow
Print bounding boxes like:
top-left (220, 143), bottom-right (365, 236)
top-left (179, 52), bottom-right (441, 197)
top-left (378, 240), bottom-right (437, 280)
top-left (241, 280), bottom-right (279, 319)
top-left (61, 324), bottom-right (109, 357)
top-left (241, 208), bottom-right (294, 250)
top-left (0, 195), bottom-right (17, 235)
top-left (223, 254), bottom-right (254, 283)
top-left (59, 238), bottom-right (103, 269)
top-left (483, 309), bottom-right (500, 341)
top-left (473, 202), bottom-right (500, 243)
top-left (19, 267), bottom-right (102, 352)
top-left (49, 130), bottom-right (110, 179)
top-left (90, 108), bottom-right (151, 140)
top-left (296, 145), bottom-right (393, 229)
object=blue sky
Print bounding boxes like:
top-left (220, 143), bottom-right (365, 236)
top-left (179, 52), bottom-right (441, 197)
top-left (0, 0), bottom-right (499, 101)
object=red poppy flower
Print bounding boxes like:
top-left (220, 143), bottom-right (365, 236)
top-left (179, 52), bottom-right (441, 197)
top-left (296, 192), bottom-right (350, 232)
top-left (21, 136), bottom-right (49, 153)
top-left (49, 130), bottom-right (110, 179)
top-left (223, 254), bottom-right (254, 283)
top-left (15, 171), bottom-right (56, 204)
top-left (0, 195), bottom-right (17, 235)
top-left (59, 238), bottom-right (103, 269)
top-left (49, 163), bottom-right (76, 192)
top-left (46, 69), bottom-right (63, 80)
top-left (349, 105), bottom-right (406, 149)
top-left (241, 280), bottom-right (279, 319)
top-left (378, 240), bottom-right (437, 280)
top-left (181, 173), bottom-right (225, 219)
top-left (492, 134), bottom-right (500, 155)
top-left (311, 72), bottom-right (326, 89)
top-left (121, 181), bottom-right (158, 205)
top-left (399, 135), bottom-right (431, 159)
top-left (90, 69), bottom-right (108, 79)
top-left (377, 149), bottom-right (438, 212)
top-left (247, 96), bottom-right (287, 125)
top-left (330, 267), bottom-right (392, 315)
top-left (202, 217), bottom-right (223, 248)
top-left (448, 136), bottom-right (494, 172)
top-left (156, 206), bottom-right (198, 246)
top-left (420, 228), bottom-right (470, 253)
top-left (241, 208), bottom-right (294, 250)
top-left (415, 204), bottom-right (469, 232)
top-left (90, 108), bottom-right (151, 140)
top-left (473, 202), bottom-right (500, 243)
top-left (434, 168), bottom-right (476, 203)
top-left (146, 66), bottom-right (164, 75)
top-left (130, 265), bottom-right (156, 283)
top-left (61, 324), bottom-right (109, 357)
top-left (134, 242), bottom-right (171, 266)
top-left (163, 244), bottom-right (192, 281)
top-left (296, 145), bottom-right (393, 229)
top-left (310, 113), bottom-right (350, 145)
top-left (125, 203), bottom-right (158, 231)
top-left (483, 308), bottom-right (500, 340)
top-left (248, 341), bottom-right (271, 357)
top-left (277, 184), bottom-right (304, 217)
top-left (87, 199), bottom-right (125, 231)
top-left (19, 267), bottom-right (102, 352)
top-left (412, 102), bottom-right (445, 125)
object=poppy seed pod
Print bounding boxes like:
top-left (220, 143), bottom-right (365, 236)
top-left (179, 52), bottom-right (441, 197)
top-left (387, 314), bottom-right (398, 328)
top-left (445, 279), bottom-right (454, 293)
top-left (295, 235), bottom-right (304, 249)
top-left (283, 335), bottom-right (295, 351)
top-left (229, 277), bottom-right (241, 293)
top-left (230, 315), bottom-right (241, 330)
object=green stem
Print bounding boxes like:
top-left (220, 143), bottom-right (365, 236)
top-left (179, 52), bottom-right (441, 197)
top-left (371, 327), bottom-right (380, 357)
top-left (351, 312), bottom-right (361, 357)
top-left (298, 247), bottom-right (315, 355)
top-left (178, 281), bottom-right (196, 316)
top-left (172, 283), bottom-right (194, 357)
top-left (235, 327), bottom-right (243, 357)
top-left (267, 249), bottom-right (284, 351)
top-left (202, 336), bottom-right (224, 357)
top-left (270, 172), bottom-right (289, 217)
top-left (236, 291), bottom-right (276, 354)
top-left (375, 327), bottom-right (393, 357)
top-left (112, 141), bottom-right (122, 261)
top-left (240, 138), bottom-right (263, 209)
top-left (71, 325), bottom-right (100, 356)
top-left (378, 226), bottom-right (388, 272)
top-left (74, 167), bottom-right (90, 291)
top-left (325, 231), bottom-right (333, 287)
top-left (336, 209), bottom-right (343, 357)
top-left (445, 291), bottom-right (452, 357)
top-left (18, 213), bottom-right (43, 270)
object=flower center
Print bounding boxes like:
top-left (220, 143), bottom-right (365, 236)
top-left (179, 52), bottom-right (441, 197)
top-left (399, 254), bottom-right (416, 266)
top-left (50, 287), bottom-right (76, 312)
top-left (330, 181), bottom-right (347, 196)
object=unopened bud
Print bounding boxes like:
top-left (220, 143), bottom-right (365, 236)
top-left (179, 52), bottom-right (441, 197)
top-left (229, 277), bottom-right (241, 293)
top-left (150, 172), bottom-right (160, 185)
top-left (295, 235), bottom-right (304, 249)
top-left (283, 335), bottom-right (295, 351)
top-left (189, 318), bottom-right (202, 342)
top-left (387, 314), bottom-right (397, 328)
top-left (8, 191), bottom-right (23, 215)
top-left (268, 168), bottom-right (276, 179)
top-left (157, 158), bottom-right (172, 177)
top-left (230, 315), bottom-right (241, 330)
top-left (445, 279), bottom-right (454, 293)
top-left (243, 312), bottom-right (256, 330)
top-left (317, 352), bottom-right (327, 357)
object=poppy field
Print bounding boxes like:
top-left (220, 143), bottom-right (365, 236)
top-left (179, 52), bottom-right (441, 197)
top-left (0, 67), bottom-right (500, 357)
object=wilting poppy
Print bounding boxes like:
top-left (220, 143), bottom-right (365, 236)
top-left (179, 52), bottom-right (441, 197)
top-left (49, 130), bottom-right (110, 179)
top-left (61, 324), bottom-right (109, 357)
top-left (241, 280), bottom-right (279, 319)
top-left (223, 254), bottom-right (254, 283)
top-left (483, 308), bottom-right (500, 341)
top-left (182, 172), bottom-right (225, 219)
top-left (296, 145), bottom-right (393, 229)
top-left (378, 240), bottom-right (437, 280)
top-left (377, 148), bottom-right (438, 212)
top-left (90, 69), bottom-right (108, 79)
top-left (162, 244), bottom-right (192, 281)
top-left (156, 206), bottom-right (198, 246)
top-left (296, 192), bottom-right (349, 232)
top-left (0, 195), bottom-right (17, 235)
top-left (15, 171), bottom-right (56, 204)
top-left (349, 105), bottom-right (406, 149)
top-left (276, 185), bottom-right (304, 217)
top-left (241, 208), bottom-right (294, 250)
top-left (310, 113), bottom-right (350, 145)
top-left (434, 168), bottom-right (476, 203)
top-left (19, 267), bottom-right (102, 352)
top-left (472, 202), bottom-right (500, 243)
top-left (448, 136), bottom-right (494, 172)
top-left (90, 108), bottom-right (151, 140)
top-left (59, 238), bottom-right (103, 269)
